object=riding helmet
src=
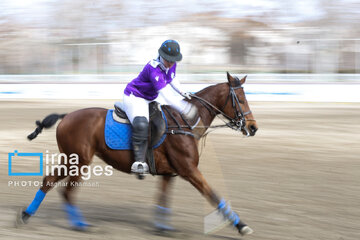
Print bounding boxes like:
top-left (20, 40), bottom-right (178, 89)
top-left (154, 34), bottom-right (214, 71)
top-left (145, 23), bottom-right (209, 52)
top-left (158, 40), bottom-right (182, 62)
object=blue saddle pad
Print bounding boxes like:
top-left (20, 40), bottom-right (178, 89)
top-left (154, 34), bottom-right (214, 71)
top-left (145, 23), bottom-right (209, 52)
top-left (104, 110), bottom-right (166, 150)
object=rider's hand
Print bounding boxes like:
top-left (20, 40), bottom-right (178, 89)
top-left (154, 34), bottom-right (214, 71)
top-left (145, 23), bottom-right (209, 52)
top-left (182, 92), bottom-right (192, 100)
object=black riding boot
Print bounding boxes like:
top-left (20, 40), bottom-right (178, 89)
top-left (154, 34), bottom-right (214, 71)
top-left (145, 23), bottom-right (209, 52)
top-left (131, 116), bottom-right (149, 175)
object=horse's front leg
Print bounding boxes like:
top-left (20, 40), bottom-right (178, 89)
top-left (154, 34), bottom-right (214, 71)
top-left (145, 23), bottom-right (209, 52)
top-left (167, 136), bottom-right (253, 236)
top-left (154, 175), bottom-right (175, 231)
top-left (182, 167), bottom-right (253, 235)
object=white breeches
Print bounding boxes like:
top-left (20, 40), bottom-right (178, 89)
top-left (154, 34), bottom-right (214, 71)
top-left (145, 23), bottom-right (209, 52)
top-left (122, 84), bottom-right (189, 124)
top-left (122, 93), bottom-right (151, 124)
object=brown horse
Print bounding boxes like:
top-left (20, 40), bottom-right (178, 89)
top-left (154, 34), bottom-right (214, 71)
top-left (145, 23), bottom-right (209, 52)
top-left (17, 72), bottom-right (258, 236)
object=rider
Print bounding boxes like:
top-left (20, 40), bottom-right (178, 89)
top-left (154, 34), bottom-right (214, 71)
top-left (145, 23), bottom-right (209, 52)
top-left (123, 40), bottom-right (197, 175)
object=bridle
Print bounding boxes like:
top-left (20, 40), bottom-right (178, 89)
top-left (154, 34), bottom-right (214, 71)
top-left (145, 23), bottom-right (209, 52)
top-left (222, 77), bottom-right (253, 128)
top-left (190, 77), bottom-right (254, 135)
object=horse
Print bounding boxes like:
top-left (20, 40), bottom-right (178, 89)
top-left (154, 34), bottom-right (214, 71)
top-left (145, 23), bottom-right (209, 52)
top-left (17, 72), bottom-right (258, 236)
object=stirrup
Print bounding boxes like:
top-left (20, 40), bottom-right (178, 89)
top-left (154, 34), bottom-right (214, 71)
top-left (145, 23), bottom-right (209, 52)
top-left (131, 162), bottom-right (149, 174)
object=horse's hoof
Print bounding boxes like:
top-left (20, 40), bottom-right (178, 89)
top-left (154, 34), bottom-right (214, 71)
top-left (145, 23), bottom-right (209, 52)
top-left (154, 225), bottom-right (188, 238)
top-left (71, 222), bottom-right (93, 232)
top-left (72, 224), bottom-right (102, 233)
top-left (154, 222), bottom-right (175, 232)
top-left (15, 208), bottom-right (31, 227)
top-left (154, 223), bottom-right (181, 238)
top-left (71, 225), bottom-right (89, 232)
top-left (239, 225), bottom-right (254, 236)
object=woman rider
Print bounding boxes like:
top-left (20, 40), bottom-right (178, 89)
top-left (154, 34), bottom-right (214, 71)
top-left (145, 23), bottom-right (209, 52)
top-left (122, 40), bottom-right (197, 175)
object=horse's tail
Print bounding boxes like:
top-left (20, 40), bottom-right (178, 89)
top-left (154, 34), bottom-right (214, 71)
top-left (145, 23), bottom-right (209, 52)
top-left (27, 113), bottom-right (67, 141)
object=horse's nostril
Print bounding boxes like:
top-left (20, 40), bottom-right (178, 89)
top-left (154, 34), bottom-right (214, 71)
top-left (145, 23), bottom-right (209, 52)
top-left (250, 125), bottom-right (258, 133)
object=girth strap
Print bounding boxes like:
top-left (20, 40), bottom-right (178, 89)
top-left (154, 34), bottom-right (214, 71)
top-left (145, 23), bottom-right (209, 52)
top-left (166, 129), bottom-right (195, 138)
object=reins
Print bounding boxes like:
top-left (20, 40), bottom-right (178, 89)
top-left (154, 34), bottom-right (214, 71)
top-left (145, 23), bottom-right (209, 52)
top-left (163, 80), bottom-right (255, 157)
top-left (166, 81), bottom-right (255, 136)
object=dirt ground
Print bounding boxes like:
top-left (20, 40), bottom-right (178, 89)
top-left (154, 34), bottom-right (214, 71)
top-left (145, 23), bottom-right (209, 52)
top-left (0, 100), bottom-right (359, 240)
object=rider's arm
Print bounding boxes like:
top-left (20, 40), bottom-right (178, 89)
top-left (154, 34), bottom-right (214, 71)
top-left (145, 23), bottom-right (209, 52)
top-left (169, 77), bottom-right (182, 95)
top-left (170, 77), bottom-right (191, 99)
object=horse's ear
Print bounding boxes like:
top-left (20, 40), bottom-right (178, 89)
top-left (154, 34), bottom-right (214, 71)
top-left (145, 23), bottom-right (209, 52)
top-left (226, 72), bottom-right (234, 83)
top-left (240, 75), bottom-right (247, 85)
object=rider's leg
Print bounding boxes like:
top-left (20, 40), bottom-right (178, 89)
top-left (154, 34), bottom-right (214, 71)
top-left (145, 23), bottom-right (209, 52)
top-left (131, 116), bottom-right (149, 174)
top-left (123, 93), bottom-right (150, 174)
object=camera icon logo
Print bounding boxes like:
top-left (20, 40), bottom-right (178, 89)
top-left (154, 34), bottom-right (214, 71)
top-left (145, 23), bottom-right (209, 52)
top-left (8, 150), bottom-right (43, 176)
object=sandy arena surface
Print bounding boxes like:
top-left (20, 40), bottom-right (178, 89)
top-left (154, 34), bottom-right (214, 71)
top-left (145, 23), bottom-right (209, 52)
top-left (0, 100), bottom-right (359, 240)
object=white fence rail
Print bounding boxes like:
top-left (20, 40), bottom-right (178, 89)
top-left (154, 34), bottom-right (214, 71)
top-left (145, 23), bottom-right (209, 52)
top-left (1, 83), bottom-right (360, 102)
top-left (1, 74), bottom-right (360, 84)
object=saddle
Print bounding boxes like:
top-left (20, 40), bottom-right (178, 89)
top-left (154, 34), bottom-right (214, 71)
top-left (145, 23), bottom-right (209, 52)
top-left (113, 101), bottom-right (167, 148)
top-left (110, 101), bottom-right (198, 175)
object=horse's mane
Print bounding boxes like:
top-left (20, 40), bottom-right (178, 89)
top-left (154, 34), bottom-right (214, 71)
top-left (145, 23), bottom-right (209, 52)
top-left (194, 82), bottom-right (227, 99)
top-left (195, 82), bottom-right (226, 95)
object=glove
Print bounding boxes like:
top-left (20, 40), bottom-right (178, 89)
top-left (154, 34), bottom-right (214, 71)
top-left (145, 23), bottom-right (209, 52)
top-left (182, 92), bottom-right (192, 100)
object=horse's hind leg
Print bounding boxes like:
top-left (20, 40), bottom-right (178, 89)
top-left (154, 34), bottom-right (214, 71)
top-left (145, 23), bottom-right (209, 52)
top-left (60, 173), bottom-right (90, 230)
top-left (59, 144), bottom-right (95, 230)
top-left (17, 170), bottom-right (67, 225)
top-left (182, 167), bottom-right (253, 236)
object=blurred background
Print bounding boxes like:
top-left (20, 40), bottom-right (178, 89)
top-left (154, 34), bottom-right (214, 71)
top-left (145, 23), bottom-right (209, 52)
top-left (1, 2), bottom-right (360, 240)
top-left (1, 0), bottom-right (360, 77)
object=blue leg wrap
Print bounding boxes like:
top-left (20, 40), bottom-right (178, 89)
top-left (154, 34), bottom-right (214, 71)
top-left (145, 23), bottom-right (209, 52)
top-left (218, 199), bottom-right (226, 209)
top-left (154, 205), bottom-right (174, 231)
top-left (64, 203), bottom-right (89, 229)
top-left (155, 205), bottom-right (171, 214)
top-left (25, 189), bottom-right (46, 215)
top-left (217, 199), bottom-right (240, 226)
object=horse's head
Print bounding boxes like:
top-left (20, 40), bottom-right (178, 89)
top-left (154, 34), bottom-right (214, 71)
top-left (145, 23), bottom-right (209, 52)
top-left (222, 72), bottom-right (258, 136)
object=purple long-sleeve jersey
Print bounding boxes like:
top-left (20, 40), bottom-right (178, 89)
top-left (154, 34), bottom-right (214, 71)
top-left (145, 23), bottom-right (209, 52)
top-left (124, 59), bottom-right (177, 101)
